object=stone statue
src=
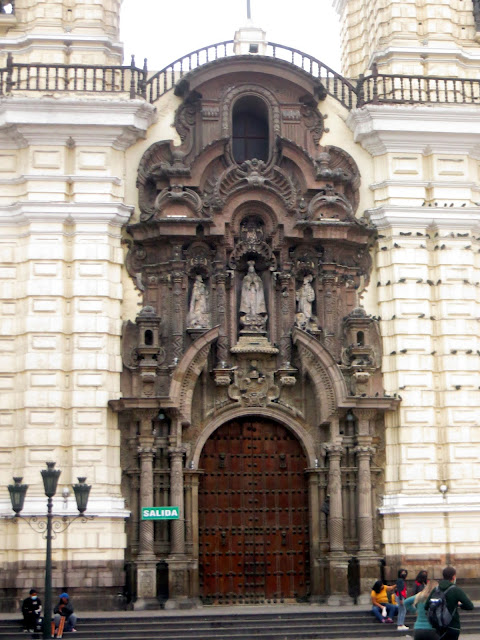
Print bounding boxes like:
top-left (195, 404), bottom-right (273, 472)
top-left (239, 260), bottom-right (267, 332)
top-left (187, 275), bottom-right (209, 328)
top-left (295, 274), bottom-right (317, 329)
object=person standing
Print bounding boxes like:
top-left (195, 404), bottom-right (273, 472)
top-left (396, 568), bottom-right (409, 631)
top-left (53, 593), bottom-right (77, 633)
top-left (405, 579), bottom-right (439, 640)
top-left (414, 570), bottom-right (429, 594)
top-left (427, 566), bottom-right (474, 640)
top-left (22, 588), bottom-right (42, 633)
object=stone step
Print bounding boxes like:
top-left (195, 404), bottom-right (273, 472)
top-left (2, 610), bottom-right (478, 640)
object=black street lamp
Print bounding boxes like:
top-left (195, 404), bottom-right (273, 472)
top-left (7, 462), bottom-right (92, 640)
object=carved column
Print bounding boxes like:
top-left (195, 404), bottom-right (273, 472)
top-left (213, 268), bottom-right (229, 365)
top-left (325, 443), bottom-right (349, 603)
top-left (134, 410), bottom-right (159, 609)
top-left (326, 444), bottom-right (345, 553)
top-left (138, 441), bottom-right (156, 558)
top-left (355, 445), bottom-right (376, 553)
top-left (354, 408), bottom-right (379, 602)
top-left (185, 469), bottom-right (203, 599)
top-left (279, 267), bottom-right (293, 365)
top-left (171, 245), bottom-right (186, 364)
top-left (165, 446), bottom-right (199, 609)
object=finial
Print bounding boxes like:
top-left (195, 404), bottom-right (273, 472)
top-left (247, 0), bottom-right (251, 20)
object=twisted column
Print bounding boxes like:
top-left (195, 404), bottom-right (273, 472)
top-left (355, 445), bottom-right (376, 553)
top-left (169, 447), bottom-right (186, 555)
top-left (138, 440), bottom-right (156, 558)
top-left (325, 444), bottom-right (345, 553)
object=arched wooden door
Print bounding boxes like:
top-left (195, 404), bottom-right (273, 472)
top-left (198, 418), bottom-right (310, 604)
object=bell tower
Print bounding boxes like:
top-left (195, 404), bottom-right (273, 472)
top-left (0, 0), bottom-right (123, 65)
top-left (334, 0), bottom-right (480, 78)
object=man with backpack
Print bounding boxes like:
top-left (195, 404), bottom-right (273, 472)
top-left (426, 566), bottom-right (474, 640)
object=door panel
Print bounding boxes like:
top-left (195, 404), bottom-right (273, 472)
top-left (198, 419), bottom-right (310, 603)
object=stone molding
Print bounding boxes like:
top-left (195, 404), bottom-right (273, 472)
top-left (0, 98), bottom-right (157, 149)
top-left (0, 201), bottom-right (133, 227)
top-left (347, 105), bottom-right (480, 156)
top-left (0, 495), bottom-right (129, 519)
top-left (365, 205), bottom-right (480, 230)
top-left (381, 493), bottom-right (480, 515)
top-left (190, 405), bottom-right (317, 469)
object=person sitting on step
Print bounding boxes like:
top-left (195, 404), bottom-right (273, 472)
top-left (371, 579), bottom-right (398, 624)
top-left (53, 593), bottom-right (77, 633)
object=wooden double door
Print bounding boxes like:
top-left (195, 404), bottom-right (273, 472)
top-left (198, 418), bottom-right (310, 603)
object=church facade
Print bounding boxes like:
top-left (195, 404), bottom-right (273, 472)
top-left (0, 0), bottom-right (479, 610)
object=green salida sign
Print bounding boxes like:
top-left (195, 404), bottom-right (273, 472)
top-left (142, 506), bottom-right (180, 520)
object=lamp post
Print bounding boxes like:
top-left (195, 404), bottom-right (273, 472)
top-left (7, 462), bottom-right (91, 640)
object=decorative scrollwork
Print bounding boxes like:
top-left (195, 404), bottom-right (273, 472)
top-left (9, 513), bottom-right (94, 539)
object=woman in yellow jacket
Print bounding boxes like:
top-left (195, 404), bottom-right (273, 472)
top-left (371, 580), bottom-right (398, 623)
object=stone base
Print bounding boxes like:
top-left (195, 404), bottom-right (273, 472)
top-left (164, 596), bottom-right (202, 610)
top-left (133, 597), bottom-right (162, 610)
top-left (136, 560), bottom-right (157, 603)
top-left (327, 594), bottom-right (354, 605)
top-left (357, 553), bottom-right (381, 600)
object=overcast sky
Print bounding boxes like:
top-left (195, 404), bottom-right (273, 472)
top-left (120, 0), bottom-right (341, 73)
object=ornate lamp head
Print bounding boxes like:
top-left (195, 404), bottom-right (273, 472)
top-left (8, 477), bottom-right (28, 514)
top-left (72, 477), bottom-right (91, 514)
top-left (41, 462), bottom-right (61, 498)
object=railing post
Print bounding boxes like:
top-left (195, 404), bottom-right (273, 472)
top-left (141, 58), bottom-right (148, 100)
top-left (129, 54), bottom-right (136, 99)
top-left (371, 63), bottom-right (378, 103)
top-left (356, 73), bottom-right (365, 108)
top-left (6, 52), bottom-right (13, 94)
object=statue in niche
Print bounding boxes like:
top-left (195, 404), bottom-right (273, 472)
top-left (187, 274), bottom-right (210, 328)
top-left (239, 260), bottom-right (267, 333)
top-left (295, 274), bottom-right (318, 330)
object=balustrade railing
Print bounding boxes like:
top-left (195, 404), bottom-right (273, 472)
top-left (357, 67), bottom-right (480, 106)
top-left (0, 53), bottom-right (147, 98)
top-left (146, 41), bottom-right (235, 103)
top-left (1, 44), bottom-right (480, 110)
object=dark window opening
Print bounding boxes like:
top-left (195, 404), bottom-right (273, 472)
top-left (357, 331), bottom-right (364, 346)
top-left (232, 96), bottom-right (269, 164)
top-left (144, 330), bottom-right (153, 346)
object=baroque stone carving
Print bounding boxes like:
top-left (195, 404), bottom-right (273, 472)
top-left (187, 275), bottom-right (210, 329)
top-left (300, 99), bottom-right (327, 146)
top-left (239, 261), bottom-right (268, 333)
top-left (295, 274), bottom-right (318, 330)
top-left (228, 360), bottom-right (280, 407)
top-left (142, 184), bottom-right (205, 222)
top-left (203, 159), bottom-right (297, 214)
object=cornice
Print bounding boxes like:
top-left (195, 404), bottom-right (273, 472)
top-left (381, 492), bottom-right (480, 515)
top-left (370, 180), bottom-right (478, 192)
top-left (0, 97), bottom-right (157, 150)
top-left (0, 495), bottom-right (129, 519)
top-left (0, 174), bottom-right (122, 186)
top-left (370, 45), bottom-right (480, 70)
top-left (365, 205), bottom-right (480, 230)
top-left (347, 105), bottom-right (480, 156)
top-left (0, 201), bottom-right (133, 227)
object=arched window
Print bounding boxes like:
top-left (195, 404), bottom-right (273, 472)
top-left (232, 96), bottom-right (269, 163)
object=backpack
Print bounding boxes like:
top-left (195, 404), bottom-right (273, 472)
top-left (426, 584), bottom-right (456, 631)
